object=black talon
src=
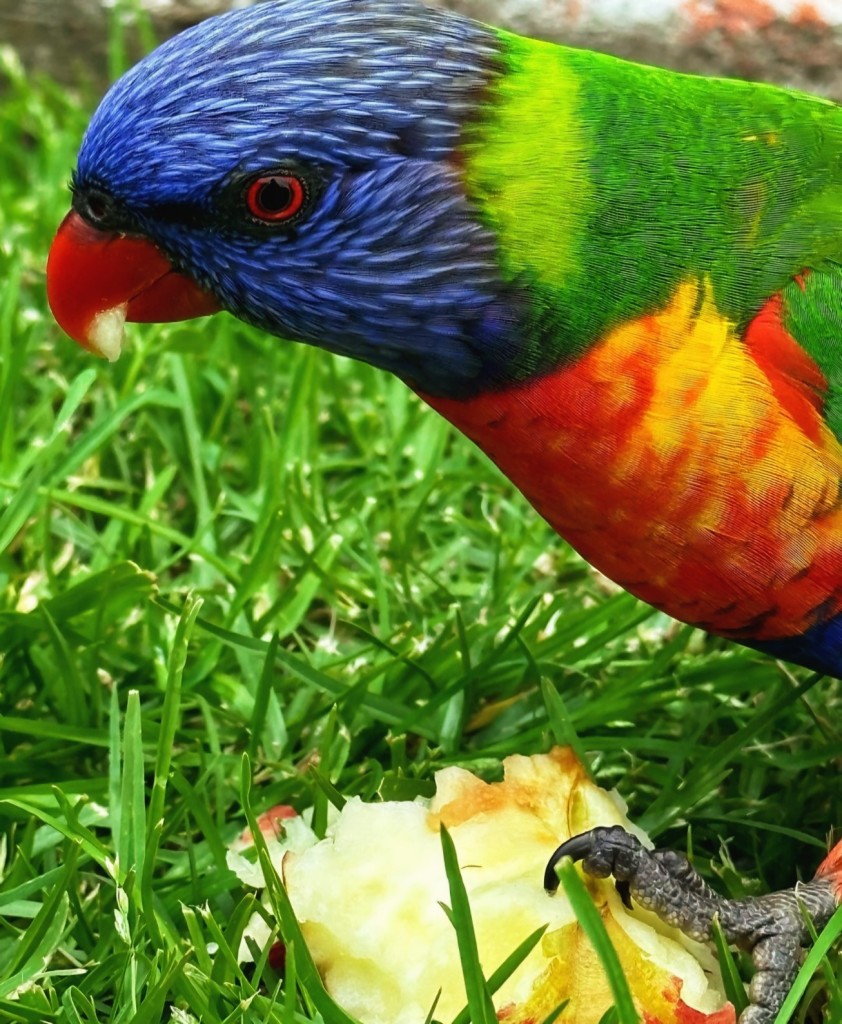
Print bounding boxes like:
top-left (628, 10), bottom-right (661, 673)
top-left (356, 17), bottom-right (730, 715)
top-left (543, 832), bottom-right (595, 892)
top-left (615, 878), bottom-right (632, 909)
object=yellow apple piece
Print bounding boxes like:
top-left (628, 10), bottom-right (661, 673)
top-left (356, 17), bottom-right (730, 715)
top-left (235, 749), bottom-right (736, 1024)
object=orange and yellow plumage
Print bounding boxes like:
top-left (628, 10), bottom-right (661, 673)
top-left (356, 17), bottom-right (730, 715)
top-left (426, 275), bottom-right (842, 670)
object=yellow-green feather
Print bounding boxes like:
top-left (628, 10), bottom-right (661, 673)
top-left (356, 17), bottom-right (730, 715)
top-left (463, 32), bottom-right (594, 295)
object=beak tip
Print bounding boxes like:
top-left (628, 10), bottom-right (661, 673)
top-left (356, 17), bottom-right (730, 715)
top-left (88, 305), bottom-right (128, 362)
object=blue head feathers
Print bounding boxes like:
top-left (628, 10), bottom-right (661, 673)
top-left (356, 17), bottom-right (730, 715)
top-left (71, 0), bottom-right (528, 397)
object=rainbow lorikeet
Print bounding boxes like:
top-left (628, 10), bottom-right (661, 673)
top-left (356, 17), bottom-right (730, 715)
top-left (45, 0), bottom-right (842, 1018)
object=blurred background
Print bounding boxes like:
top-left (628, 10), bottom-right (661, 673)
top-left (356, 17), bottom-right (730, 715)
top-left (1, 0), bottom-right (841, 97)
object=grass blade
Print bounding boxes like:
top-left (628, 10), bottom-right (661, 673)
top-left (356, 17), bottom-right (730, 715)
top-left (439, 825), bottom-right (497, 1024)
top-left (554, 858), bottom-right (638, 1024)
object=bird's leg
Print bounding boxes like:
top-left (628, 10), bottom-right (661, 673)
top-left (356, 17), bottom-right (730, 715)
top-left (544, 826), bottom-right (842, 1024)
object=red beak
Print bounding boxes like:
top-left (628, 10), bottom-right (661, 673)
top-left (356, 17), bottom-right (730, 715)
top-left (46, 210), bottom-right (222, 360)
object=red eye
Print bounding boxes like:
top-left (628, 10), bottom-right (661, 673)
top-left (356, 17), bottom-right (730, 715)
top-left (246, 174), bottom-right (306, 223)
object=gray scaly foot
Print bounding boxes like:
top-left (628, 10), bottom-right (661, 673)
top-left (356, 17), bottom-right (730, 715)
top-left (544, 825), bottom-right (842, 1024)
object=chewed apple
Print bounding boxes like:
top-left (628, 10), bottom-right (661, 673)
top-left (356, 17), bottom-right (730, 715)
top-left (231, 749), bottom-right (736, 1024)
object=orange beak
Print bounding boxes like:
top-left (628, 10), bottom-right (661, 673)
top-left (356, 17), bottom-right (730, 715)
top-left (46, 210), bottom-right (222, 360)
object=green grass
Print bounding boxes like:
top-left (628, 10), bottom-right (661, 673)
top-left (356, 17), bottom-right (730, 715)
top-left (1, 21), bottom-right (842, 1024)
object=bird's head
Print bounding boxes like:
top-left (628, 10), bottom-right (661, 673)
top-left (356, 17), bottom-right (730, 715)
top-left (47, 0), bottom-right (522, 397)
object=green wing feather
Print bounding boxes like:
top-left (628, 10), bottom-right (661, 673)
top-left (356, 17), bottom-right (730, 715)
top-left (782, 266), bottom-right (842, 440)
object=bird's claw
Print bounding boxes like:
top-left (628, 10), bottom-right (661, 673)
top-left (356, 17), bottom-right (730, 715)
top-left (544, 826), bottom-right (842, 1024)
top-left (545, 829), bottom-right (606, 891)
top-left (544, 825), bottom-right (640, 894)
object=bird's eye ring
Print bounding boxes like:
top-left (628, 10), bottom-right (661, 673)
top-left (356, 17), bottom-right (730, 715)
top-left (246, 173), bottom-right (306, 223)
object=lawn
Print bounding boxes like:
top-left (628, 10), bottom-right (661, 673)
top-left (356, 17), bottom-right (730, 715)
top-left (1, 13), bottom-right (841, 1023)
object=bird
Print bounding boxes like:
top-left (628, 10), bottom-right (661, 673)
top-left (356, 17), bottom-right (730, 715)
top-left (45, 1), bottom-right (842, 1019)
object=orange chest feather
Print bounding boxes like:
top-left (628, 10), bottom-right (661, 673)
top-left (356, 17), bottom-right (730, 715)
top-left (423, 280), bottom-right (842, 641)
